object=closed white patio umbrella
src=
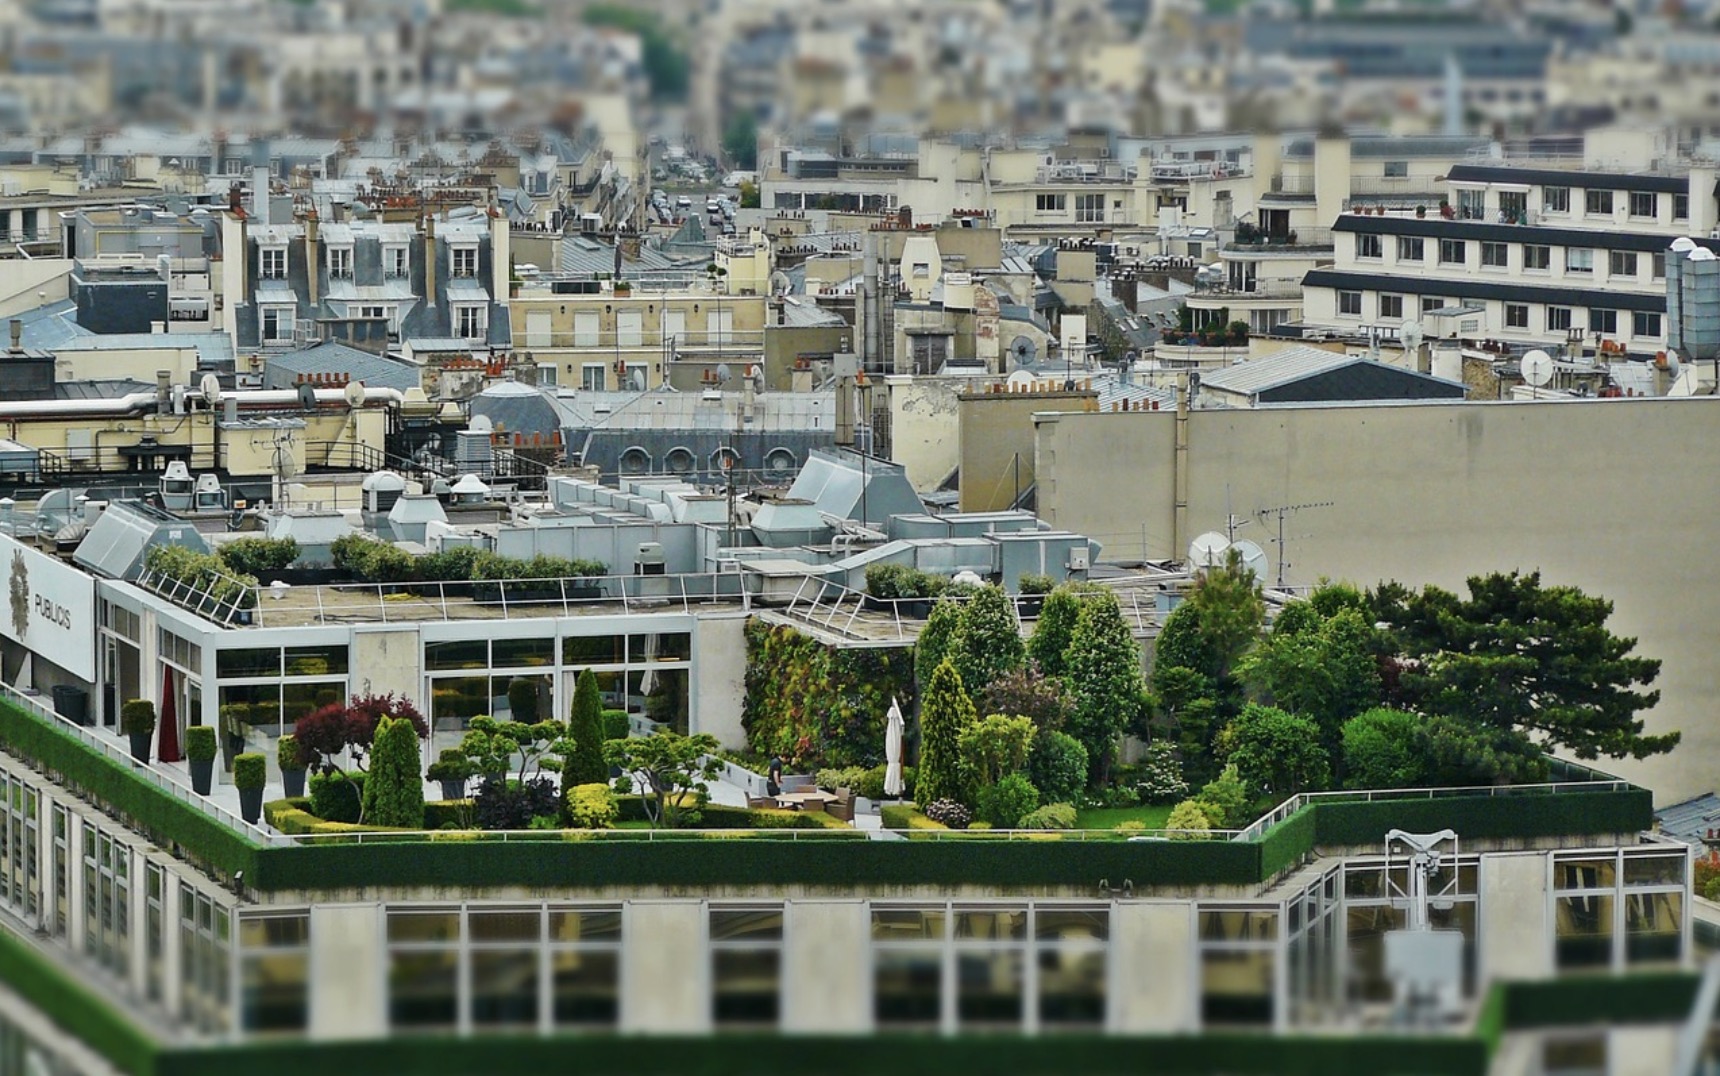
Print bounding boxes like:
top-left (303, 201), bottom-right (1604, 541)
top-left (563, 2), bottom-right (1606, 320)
top-left (884, 696), bottom-right (905, 799)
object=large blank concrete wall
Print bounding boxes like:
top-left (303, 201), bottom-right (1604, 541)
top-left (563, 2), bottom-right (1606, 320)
top-left (1035, 398), bottom-right (1720, 803)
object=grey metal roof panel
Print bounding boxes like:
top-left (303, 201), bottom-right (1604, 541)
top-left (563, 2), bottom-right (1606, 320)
top-left (1302, 268), bottom-right (1667, 314)
top-left (1446, 163), bottom-right (1689, 195)
top-left (263, 343), bottom-right (422, 392)
top-left (1197, 346), bottom-right (1357, 395)
top-left (1334, 214), bottom-right (1718, 255)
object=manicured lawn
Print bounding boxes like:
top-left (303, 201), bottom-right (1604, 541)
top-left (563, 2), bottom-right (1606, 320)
top-left (1073, 804), bottom-right (1174, 830)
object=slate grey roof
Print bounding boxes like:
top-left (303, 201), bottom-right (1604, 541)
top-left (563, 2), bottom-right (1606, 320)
top-left (1197, 346), bottom-right (1468, 403)
top-left (263, 343), bottom-right (422, 392)
top-left (1657, 792), bottom-right (1720, 844)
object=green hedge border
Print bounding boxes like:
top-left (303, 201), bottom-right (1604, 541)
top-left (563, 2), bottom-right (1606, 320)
top-left (0, 924), bottom-right (155, 1075)
top-left (1313, 788), bottom-right (1654, 848)
top-left (250, 836), bottom-right (1264, 892)
top-left (151, 1033), bottom-right (1489, 1076)
top-left (0, 699), bottom-right (260, 882)
top-left (1495, 972), bottom-right (1700, 1029)
top-left (0, 697), bottom-right (1653, 894)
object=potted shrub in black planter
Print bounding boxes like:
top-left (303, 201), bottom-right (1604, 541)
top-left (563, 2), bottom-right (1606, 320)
top-left (234, 753), bottom-right (266, 825)
top-left (120, 699), bottom-right (155, 763)
top-left (185, 725), bottom-right (217, 795)
top-left (427, 749), bottom-right (476, 801)
top-left (278, 735), bottom-right (307, 799)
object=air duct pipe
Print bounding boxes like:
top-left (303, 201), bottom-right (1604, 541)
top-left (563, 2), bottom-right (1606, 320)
top-left (0, 386), bottom-right (406, 420)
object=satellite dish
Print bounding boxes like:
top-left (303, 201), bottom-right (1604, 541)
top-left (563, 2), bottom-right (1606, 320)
top-left (296, 383), bottom-right (318, 411)
top-left (1189, 531), bottom-right (1229, 568)
top-left (627, 367), bottom-right (646, 391)
top-left (343, 379), bottom-right (367, 409)
top-left (468, 413), bottom-right (494, 434)
top-left (1009, 335), bottom-right (1038, 367)
top-left (1231, 539), bottom-right (1268, 582)
top-left (768, 270), bottom-right (793, 296)
top-left (1521, 349), bottom-right (1554, 388)
top-left (715, 363), bottom-right (732, 384)
top-left (199, 373), bottom-right (222, 406)
top-left (272, 441), bottom-right (300, 481)
top-left (1400, 320), bottom-right (1424, 353)
top-left (1665, 349), bottom-right (1681, 378)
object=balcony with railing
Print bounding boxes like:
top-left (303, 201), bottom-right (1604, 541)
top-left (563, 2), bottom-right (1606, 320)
top-left (1222, 225), bottom-right (1334, 254)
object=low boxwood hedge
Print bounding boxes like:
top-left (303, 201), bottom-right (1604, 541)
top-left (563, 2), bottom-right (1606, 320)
top-left (0, 699), bottom-right (259, 883)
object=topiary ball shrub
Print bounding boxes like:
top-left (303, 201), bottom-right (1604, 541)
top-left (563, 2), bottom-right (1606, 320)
top-left (923, 799), bottom-right (971, 830)
top-left (184, 725), bottom-right (217, 763)
top-left (976, 773), bottom-right (1040, 829)
top-left (120, 699), bottom-right (156, 736)
top-left (567, 783), bottom-right (618, 829)
top-left (1018, 802), bottom-right (1078, 830)
top-left (233, 752), bottom-right (267, 790)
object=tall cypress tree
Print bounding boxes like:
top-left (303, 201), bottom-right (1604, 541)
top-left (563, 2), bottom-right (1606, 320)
top-left (565, 669), bottom-right (609, 787)
top-left (362, 715), bottom-right (425, 829)
top-left (915, 659), bottom-right (976, 808)
top-left (1064, 590), bottom-right (1144, 787)
top-left (950, 584), bottom-right (1025, 694)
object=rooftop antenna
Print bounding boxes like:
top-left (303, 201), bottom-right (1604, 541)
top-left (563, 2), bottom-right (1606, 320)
top-left (1383, 829), bottom-right (1465, 1028)
top-left (1256, 500), bottom-right (1333, 588)
top-left (1521, 348), bottom-right (1554, 390)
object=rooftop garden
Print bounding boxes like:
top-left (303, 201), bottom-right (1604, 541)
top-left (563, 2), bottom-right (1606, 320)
top-left (0, 553), bottom-right (1668, 890)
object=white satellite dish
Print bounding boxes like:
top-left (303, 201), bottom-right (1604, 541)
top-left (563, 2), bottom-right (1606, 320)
top-left (199, 373), bottom-right (222, 406)
top-left (1006, 369), bottom-right (1036, 389)
top-left (1665, 349), bottom-right (1681, 378)
top-left (343, 379), bottom-right (367, 409)
top-left (1400, 320), bottom-right (1424, 353)
top-left (1188, 531), bottom-right (1229, 568)
top-left (1521, 349), bottom-right (1554, 388)
top-left (1231, 539), bottom-right (1269, 582)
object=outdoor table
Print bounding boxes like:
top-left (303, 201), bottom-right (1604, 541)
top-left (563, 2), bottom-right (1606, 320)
top-left (774, 791), bottom-right (836, 811)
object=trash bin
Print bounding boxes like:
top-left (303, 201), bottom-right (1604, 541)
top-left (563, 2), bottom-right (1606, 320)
top-left (51, 685), bottom-right (89, 727)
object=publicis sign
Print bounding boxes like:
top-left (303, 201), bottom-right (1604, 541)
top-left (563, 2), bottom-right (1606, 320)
top-left (1, 532), bottom-right (95, 681)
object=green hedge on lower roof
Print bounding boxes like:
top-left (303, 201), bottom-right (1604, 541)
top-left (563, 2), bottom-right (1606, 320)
top-left (0, 924), bottom-right (155, 1075)
top-left (150, 1032), bottom-right (1491, 1076)
top-left (248, 834), bottom-right (1265, 893)
top-left (1313, 787), bottom-right (1654, 848)
top-left (1496, 972), bottom-right (1700, 1029)
top-left (0, 699), bottom-right (259, 883)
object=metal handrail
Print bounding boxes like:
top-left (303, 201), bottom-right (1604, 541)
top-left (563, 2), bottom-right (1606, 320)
top-left (0, 681), bottom-right (281, 845)
top-left (240, 570), bottom-right (755, 628)
top-left (1230, 778), bottom-right (1637, 843)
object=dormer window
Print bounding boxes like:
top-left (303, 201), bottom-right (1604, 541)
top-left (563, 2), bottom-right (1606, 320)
top-left (260, 245), bottom-right (287, 280)
top-left (452, 245), bottom-right (478, 278)
top-left (328, 245), bottom-right (353, 280)
top-left (384, 244), bottom-right (408, 278)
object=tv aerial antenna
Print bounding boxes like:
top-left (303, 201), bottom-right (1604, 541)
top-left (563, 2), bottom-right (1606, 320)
top-left (1520, 349), bottom-right (1554, 389)
top-left (1255, 500), bottom-right (1333, 588)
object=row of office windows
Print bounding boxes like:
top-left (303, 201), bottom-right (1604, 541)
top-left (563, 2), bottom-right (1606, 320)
top-left (232, 868), bottom-right (1683, 1042)
top-left (1355, 233), bottom-right (1668, 281)
top-left (256, 243), bottom-right (475, 281)
top-left (1333, 290), bottom-right (1663, 340)
top-left (0, 761), bottom-right (233, 1036)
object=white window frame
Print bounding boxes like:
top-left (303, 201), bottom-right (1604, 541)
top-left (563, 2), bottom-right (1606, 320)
top-left (328, 245), bottom-right (353, 280)
top-left (261, 304), bottom-right (295, 342)
top-left (454, 303), bottom-right (487, 340)
top-left (384, 244), bottom-right (409, 278)
top-left (259, 246), bottom-right (287, 280)
top-left (452, 244), bottom-right (479, 278)
top-left (1356, 234), bottom-right (1382, 260)
top-left (1338, 290), bottom-right (1363, 317)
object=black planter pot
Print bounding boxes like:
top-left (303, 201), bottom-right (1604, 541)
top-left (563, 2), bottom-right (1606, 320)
top-left (128, 732), bottom-right (151, 763)
top-left (438, 779), bottom-right (465, 801)
top-left (282, 768), bottom-right (306, 799)
top-left (238, 787), bottom-right (264, 825)
top-left (1016, 596), bottom-right (1045, 618)
top-left (226, 734), bottom-right (245, 759)
top-left (189, 758), bottom-right (214, 795)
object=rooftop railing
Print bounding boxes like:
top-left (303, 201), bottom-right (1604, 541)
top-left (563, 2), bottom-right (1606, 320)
top-left (1232, 778), bottom-right (1640, 844)
top-left (141, 570), bottom-right (759, 629)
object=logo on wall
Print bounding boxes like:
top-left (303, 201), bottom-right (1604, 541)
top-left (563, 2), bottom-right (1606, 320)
top-left (9, 550), bottom-right (27, 641)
